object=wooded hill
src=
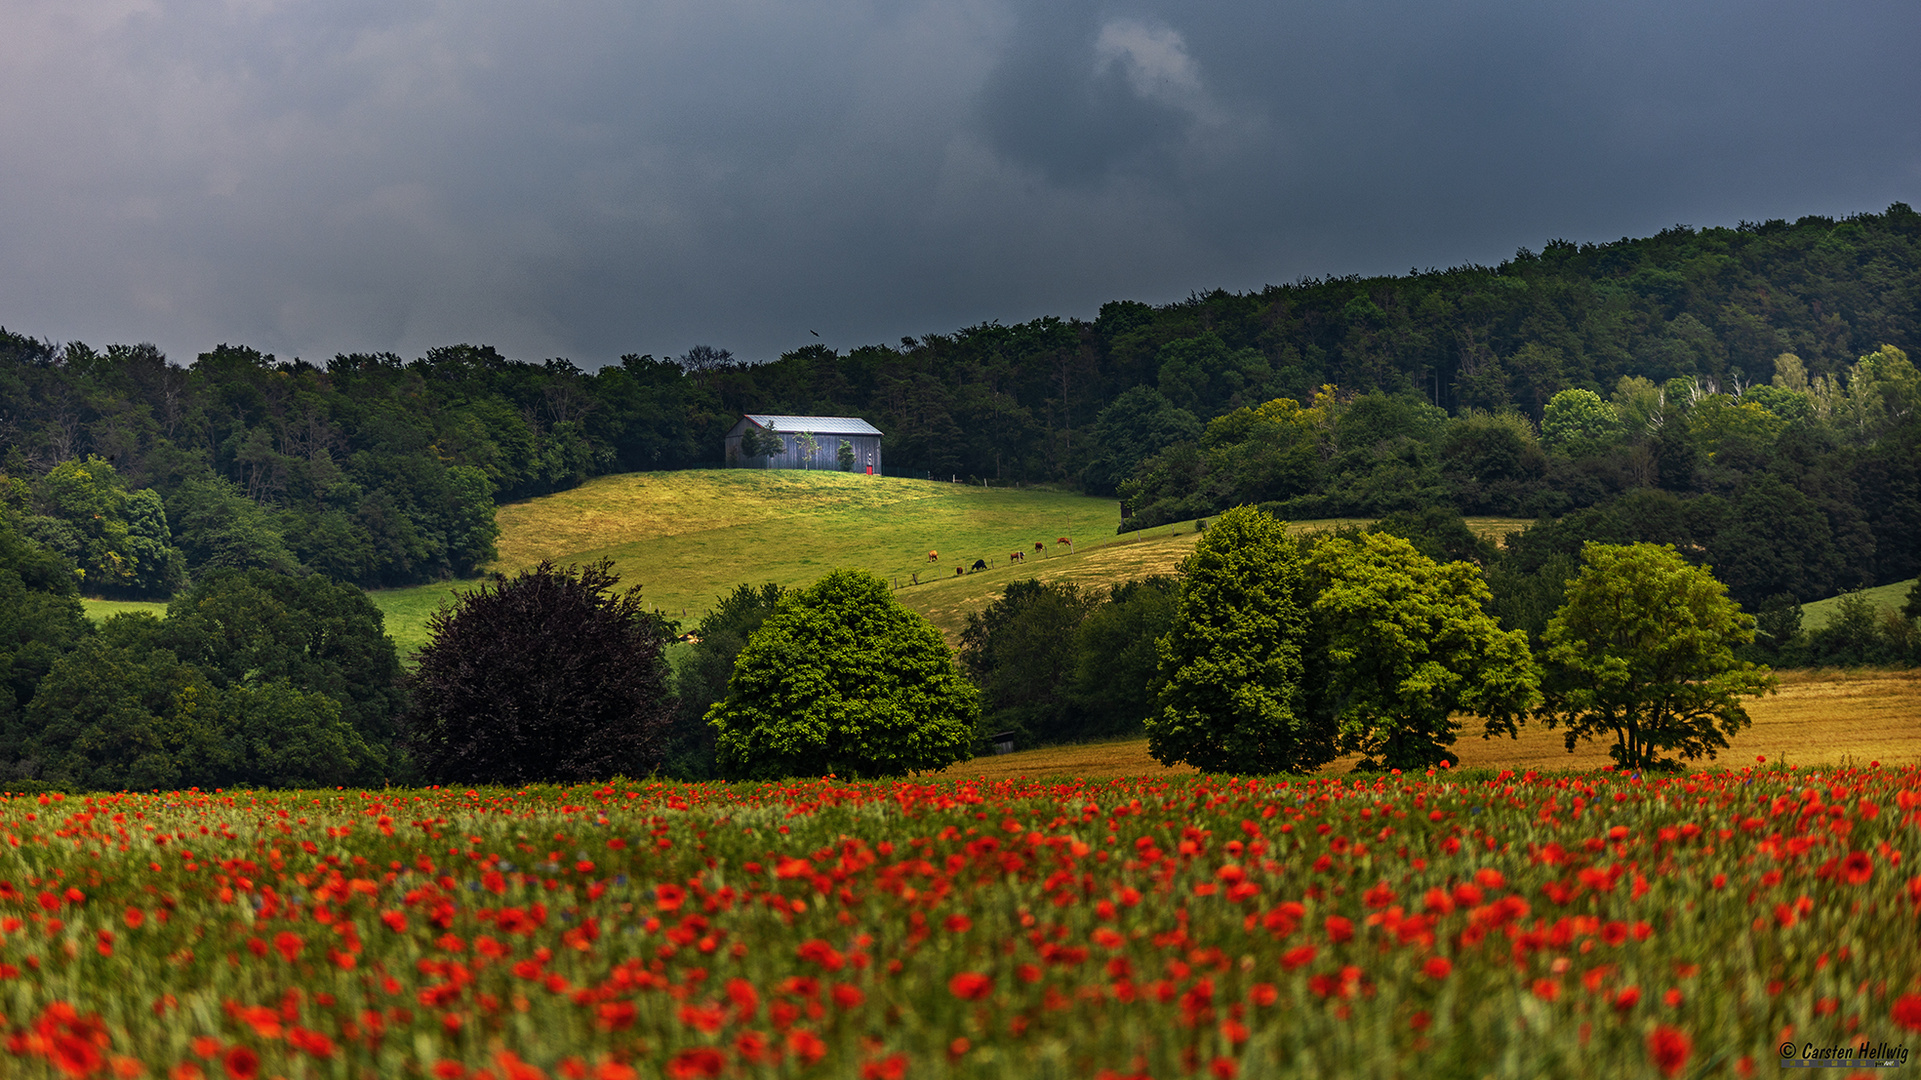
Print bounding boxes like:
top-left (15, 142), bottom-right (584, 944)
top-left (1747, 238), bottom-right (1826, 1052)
top-left (2, 204), bottom-right (1916, 605)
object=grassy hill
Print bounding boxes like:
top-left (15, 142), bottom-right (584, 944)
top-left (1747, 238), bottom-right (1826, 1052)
top-left (348, 470), bottom-right (1123, 656)
top-left (1801, 578), bottom-right (1916, 630)
top-left (483, 469), bottom-right (1528, 643)
top-left (77, 471), bottom-right (1531, 656)
top-left (488, 469), bottom-right (1120, 617)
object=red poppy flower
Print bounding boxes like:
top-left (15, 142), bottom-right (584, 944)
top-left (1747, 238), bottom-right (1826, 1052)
top-left (1840, 851), bottom-right (1873, 885)
top-left (223, 1046), bottom-right (260, 1080)
top-left (1893, 994), bottom-right (1921, 1033)
top-left (666, 1047), bottom-right (725, 1080)
top-left (948, 972), bottom-right (993, 1001)
top-left (786, 1029), bottom-right (828, 1067)
top-left (1647, 1025), bottom-right (1691, 1078)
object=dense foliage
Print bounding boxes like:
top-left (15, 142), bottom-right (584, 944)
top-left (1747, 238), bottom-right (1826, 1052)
top-left (1122, 344), bottom-right (1921, 616)
top-left (665, 582), bottom-right (792, 780)
top-left (959, 576), bottom-right (1182, 752)
top-left (1305, 532), bottom-right (1539, 770)
top-left (1536, 543), bottom-right (1779, 770)
top-left (708, 570), bottom-right (979, 780)
top-left (0, 551), bottom-right (402, 789)
top-left (1, 767), bottom-right (1918, 1076)
top-left (405, 560), bottom-right (676, 785)
top-left (5, 204), bottom-right (1917, 599)
top-left (1147, 507), bottom-right (1331, 775)
top-left (0, 513), bottom-right (92, 736)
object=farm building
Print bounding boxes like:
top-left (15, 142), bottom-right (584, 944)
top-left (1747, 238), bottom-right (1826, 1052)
top-left (724, 415), bottom-right (884, 474)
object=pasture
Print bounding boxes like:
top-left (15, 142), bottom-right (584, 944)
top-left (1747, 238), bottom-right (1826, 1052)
top-left (74, 597), bottom-right (169, 622)
top-left (1802, 578), bottom-right (1917, 630)
top-left (490, 470), bottom-right (1119, 623)
top-left (69, 470), bottom-right (1536, 649)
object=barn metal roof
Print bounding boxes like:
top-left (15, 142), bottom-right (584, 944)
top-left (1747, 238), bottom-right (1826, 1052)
top-left (743, 415), bottom-right (882, 436)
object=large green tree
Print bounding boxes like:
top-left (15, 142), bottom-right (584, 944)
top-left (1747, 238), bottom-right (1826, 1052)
top-left (1147, 506), bottom-right (1332, 773)
top-left (1535, 542), bottom-right (1776, 770)
top-left (405, 560), bottom-right (676, 784)
top-left (1539, 388), bottom-right (1621, 454)
top-left (20, 457), bottom-right (183, 597)
top-left (160, 569), bottom-right (407, 755)
top-left (709, 569), bottom-right (977, 780)
top-left (1306, 532), bottom-right (1539, 769)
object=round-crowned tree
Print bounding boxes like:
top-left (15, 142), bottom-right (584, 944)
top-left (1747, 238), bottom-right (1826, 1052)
top-left (708, 569), bottom-right (977, 779)
top-left (1306, 531), bottom-right (1539, 770)
top-left (1536, 542), bottom-right (1776, 770)
top-left (404, 560), bottom-right (675, 784)
top-left (1148, 505), bottom-right (1334, 774)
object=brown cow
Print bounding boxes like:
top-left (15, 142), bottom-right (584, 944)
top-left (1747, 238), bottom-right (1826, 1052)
top-left (1033, 542), bottom-right (1045, 552)
top-left (1010, 550), bottom-right (1024, 562)
top-left (927, 550), bottom-right (939, 562)
top-left (955, 566), bottom-right (964, 576)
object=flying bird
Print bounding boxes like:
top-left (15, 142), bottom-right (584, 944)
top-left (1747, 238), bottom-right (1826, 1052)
top-left (809, 330), bottom-right (820, 337)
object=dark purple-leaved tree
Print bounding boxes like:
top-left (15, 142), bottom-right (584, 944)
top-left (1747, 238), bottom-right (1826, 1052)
top-left (404, 560), bottom-right (675, 784)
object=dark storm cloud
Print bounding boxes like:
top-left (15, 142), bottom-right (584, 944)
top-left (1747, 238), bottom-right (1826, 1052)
top-left (0, 0), bottom-right (1915, 368)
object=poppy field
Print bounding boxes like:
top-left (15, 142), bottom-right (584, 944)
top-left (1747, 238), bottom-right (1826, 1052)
top-left (2, 762), bottom-right (1919, 1079)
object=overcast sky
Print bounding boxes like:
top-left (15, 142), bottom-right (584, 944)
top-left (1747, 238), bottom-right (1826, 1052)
top-left (3, 0), bottom-right (1917, 369)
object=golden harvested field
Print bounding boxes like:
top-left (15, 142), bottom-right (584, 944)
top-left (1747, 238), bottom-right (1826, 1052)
top-left (937, 667), bottom-right (1921, 779)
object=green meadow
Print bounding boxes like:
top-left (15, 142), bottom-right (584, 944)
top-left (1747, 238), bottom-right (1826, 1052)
top-left (1800, 577), bottom-right (1916, 630)
top-left (488, 469), bottom-right (1120, 623)
top-left (75, 471), bottom-right (1549, 653)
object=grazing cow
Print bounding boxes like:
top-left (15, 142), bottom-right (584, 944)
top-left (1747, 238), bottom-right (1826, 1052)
top-left (927, 550), bottom-right (939, 562)
top-left (955, 566), bottom-right (964, 577)
top-left (1033, 542), bottom-right (1045, 553)
top-left (1010, 550), bottom-right (1024, 562)
top-left (971, 559), bottom-right (988, 572)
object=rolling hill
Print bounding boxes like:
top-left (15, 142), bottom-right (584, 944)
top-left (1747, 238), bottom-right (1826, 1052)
top-left (79, 470), bottom-right (1536, 653)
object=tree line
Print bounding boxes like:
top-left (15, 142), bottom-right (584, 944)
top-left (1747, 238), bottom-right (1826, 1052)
top-left (4, 204), bottom-right (1917, 600)
top-left (1112, 345), bottom-right (1920, 618)
top-left (422, 507), bottom-right (1788, 782)
top-left (6, 497), bottom-right (1912, 792)
top-left (957, 503), bottom-right (1921, 762)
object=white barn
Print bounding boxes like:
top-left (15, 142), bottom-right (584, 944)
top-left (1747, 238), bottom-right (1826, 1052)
top-left (723, 414), bottom-right (883, 475)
